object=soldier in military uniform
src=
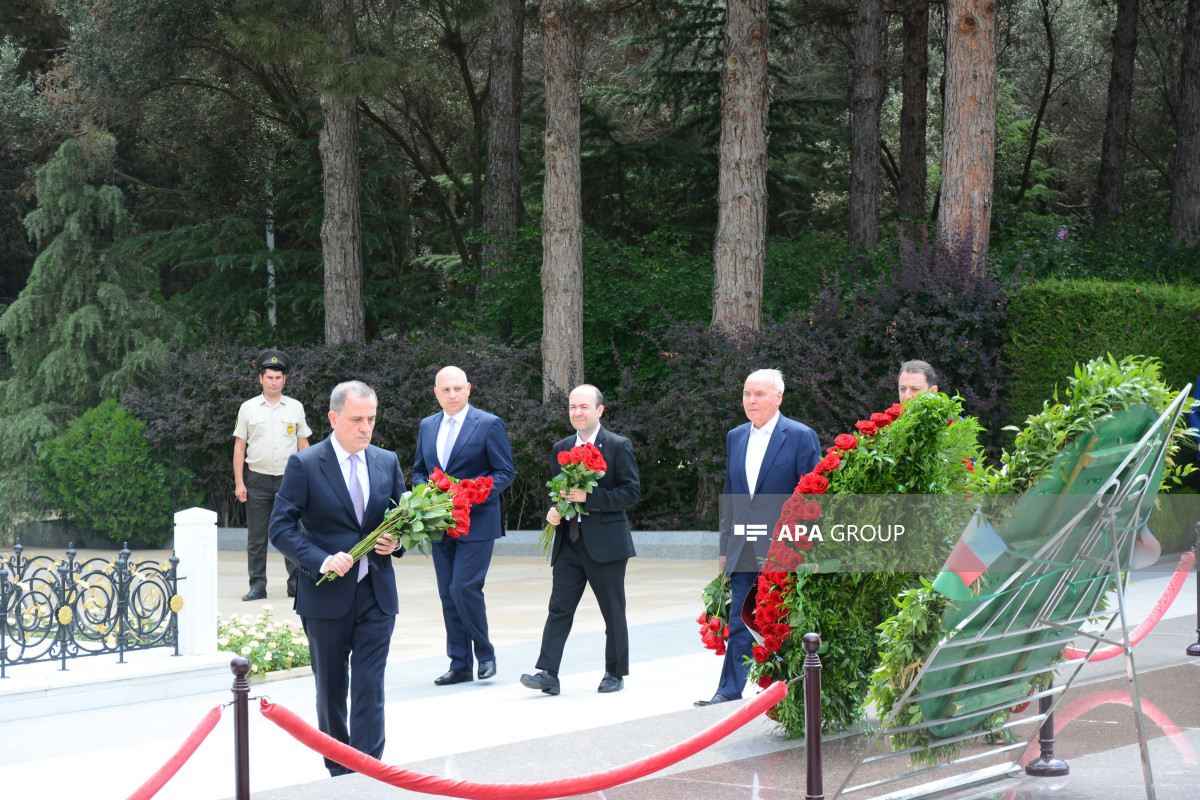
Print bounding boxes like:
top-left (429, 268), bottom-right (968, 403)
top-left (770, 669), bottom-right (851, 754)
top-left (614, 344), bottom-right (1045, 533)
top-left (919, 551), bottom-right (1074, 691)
top-left (233, 350), bottom-right (312, 600)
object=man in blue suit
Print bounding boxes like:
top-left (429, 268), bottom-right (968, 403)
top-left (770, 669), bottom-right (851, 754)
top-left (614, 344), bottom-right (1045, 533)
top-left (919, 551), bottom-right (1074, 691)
top-left (412, 366), bottom-right (515, 685)
top-left (269, 381), bottom-right (407, 776)
top-left (695, 368), bottom-right (822, 707)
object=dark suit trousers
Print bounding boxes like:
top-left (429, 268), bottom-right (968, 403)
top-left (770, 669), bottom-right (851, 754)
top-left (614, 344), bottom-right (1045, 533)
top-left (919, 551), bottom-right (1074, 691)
top-left (302, 572), bottom-right (396, 776)
top-left (536, 536), bottom-right (630, 676)
top-left (245, 470), bottom-right (298, 594)
top-left (432, 537), bottom-right (495, 670)
top-left (716, 569), bottom-right (758, 700)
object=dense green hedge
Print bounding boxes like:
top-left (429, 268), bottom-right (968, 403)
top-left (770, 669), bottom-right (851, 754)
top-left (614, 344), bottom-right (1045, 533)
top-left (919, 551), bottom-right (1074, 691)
top-left (1003, 279), bottom-right (1200, 427)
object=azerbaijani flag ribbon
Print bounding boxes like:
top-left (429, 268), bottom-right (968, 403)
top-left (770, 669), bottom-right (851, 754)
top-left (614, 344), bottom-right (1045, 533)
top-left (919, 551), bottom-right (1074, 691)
top-left (932, 510), bottom-right (1008, 601)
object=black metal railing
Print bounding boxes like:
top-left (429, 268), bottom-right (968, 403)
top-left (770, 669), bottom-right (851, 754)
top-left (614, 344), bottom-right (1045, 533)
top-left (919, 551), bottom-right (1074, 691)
top-left (0, 540), bottom-right (181, 677)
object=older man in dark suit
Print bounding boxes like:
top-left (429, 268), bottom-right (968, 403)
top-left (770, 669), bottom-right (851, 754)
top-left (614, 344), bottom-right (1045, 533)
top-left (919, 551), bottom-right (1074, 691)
top-left (695, 368), bottom-right (822, 707)
top-left (520, 384), bottom-right (641, 696)
top-left (269, 381), bottom-right (406, 776)
top-left (412, 365), bottom-right (515, 686)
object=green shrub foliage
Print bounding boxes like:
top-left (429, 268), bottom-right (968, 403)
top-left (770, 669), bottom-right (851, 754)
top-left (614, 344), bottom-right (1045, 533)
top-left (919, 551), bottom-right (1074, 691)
top-left (38, 400), bottom-right (198, 546)
top-left (1004, 280), bottom-right (1200, 427)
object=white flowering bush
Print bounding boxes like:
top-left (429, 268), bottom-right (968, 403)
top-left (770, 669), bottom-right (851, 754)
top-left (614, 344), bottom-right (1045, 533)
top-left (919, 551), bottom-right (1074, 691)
top-left (216, 606), bottom-right (311, 676)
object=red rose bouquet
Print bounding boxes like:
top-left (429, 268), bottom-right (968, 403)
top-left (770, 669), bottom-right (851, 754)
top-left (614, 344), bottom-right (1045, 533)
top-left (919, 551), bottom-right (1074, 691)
top-left (697, 572), bottom-right (732, 655)
top-left (537, 442), bottom-right (608, 556)
top-left (317, 468), bottom-right (493, 584)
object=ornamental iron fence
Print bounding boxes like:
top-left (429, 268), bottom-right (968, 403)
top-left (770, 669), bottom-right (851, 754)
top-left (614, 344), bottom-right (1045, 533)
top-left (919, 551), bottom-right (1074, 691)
top-left (0, 540), bottom-right (181, 677)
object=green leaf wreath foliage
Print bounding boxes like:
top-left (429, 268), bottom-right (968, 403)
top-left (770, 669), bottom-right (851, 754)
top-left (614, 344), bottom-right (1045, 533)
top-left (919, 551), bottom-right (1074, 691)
top-left (868, 354), bottom-right (1195, 766)
top-left (746, 391), bottom-right (982, 737)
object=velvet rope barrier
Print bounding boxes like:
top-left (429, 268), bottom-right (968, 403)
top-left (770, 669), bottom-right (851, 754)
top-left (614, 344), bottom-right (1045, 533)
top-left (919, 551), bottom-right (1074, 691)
top-left (126, 705), bottom-right (223, 800)
top-left (1018, 690), bottom-right (1198, 767)
top-left (260, 679), bottom-right (789, 799)
top-left (1061, 551), bottom-right (1195, 662)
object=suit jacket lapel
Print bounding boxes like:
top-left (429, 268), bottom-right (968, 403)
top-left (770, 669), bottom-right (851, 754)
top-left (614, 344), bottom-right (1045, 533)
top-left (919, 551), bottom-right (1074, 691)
top-left (446, 408), bottom-right (480, 474)
top-left (755, 420), bottom-right (789, 495)
top-left (730, 426), bottom-right (751, 495)
top-left (319, 439), bottom-right (359, 525)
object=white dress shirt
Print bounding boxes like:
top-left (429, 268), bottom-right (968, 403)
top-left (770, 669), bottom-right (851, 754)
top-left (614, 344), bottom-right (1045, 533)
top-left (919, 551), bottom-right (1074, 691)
top-left (744, 412), bottom-right (779, 498)
top-left (324, 435), bottom-right (371, 580)
top-left (438, 405), bottom-right (470, 466)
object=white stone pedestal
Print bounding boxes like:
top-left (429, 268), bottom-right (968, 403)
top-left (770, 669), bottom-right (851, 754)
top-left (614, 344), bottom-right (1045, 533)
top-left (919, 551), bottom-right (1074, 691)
top-left (173, 506), bottom-right (218, 656)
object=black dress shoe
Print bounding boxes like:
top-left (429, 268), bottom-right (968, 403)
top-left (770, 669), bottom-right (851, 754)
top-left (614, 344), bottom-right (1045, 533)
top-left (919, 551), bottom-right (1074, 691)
top-left (694, 693), bottom-right (733, 707)
top-left (242, 587), bottom-right (267, 601)
top-left (520, 670), bottom-right (561, 695)
top-left (477, 660), bottom-right (497, 680)
top-left (434, 668), bottom-right (473, 686)
top-left (598, 673), bottom-right (623, 693)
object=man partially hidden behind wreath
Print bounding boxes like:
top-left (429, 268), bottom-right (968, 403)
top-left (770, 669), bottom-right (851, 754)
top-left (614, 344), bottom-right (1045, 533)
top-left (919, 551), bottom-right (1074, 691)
top-left (233, 350), bottom-right (311, 601)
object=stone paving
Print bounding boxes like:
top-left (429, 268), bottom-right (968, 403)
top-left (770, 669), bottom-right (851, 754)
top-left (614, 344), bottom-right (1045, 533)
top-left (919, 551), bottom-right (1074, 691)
top-left (0, 546), bottom-right (1197, 799)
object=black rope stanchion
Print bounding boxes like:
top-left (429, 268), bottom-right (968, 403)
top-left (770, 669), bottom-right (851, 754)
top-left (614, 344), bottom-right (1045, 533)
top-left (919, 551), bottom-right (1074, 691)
top-left (231, 656), bottom-right (251, 800)
top-left (1188, 521), bottom-right (1200, 658)
top-left (1024, 679), bottom-right (1069, 777)
top-left (803, 632), bottom-right (823, 800)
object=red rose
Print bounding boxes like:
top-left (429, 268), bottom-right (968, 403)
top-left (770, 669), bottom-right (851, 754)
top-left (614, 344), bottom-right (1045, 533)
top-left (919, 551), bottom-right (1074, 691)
top-left (763, 634), bottom-right (782, 653)
top-left (757, 673), bottom-right (775, 689)
top-left (434, 472), bottom-right (452, 492)
top-left (886, 403), bottom-right (904, 420)
top-left (781, 494), bottom-right (807, 519)
top-left (814, 453), bottom-right (841, 475)
top-left (722, 625), bottom-right (729, 638)
top-left (708, 616), bottom-right (723, 632)
top-left (753, 645), bottom-right (769, 663)
top-left (799, 501), bottom-right (822, 521)
top-left (696, 613), bottom-right (708, 626)
top-left (714, 641), bottom-right (726, 656)
top-left (855, 420), bottom-right (878, 437)
top-left (557, 450), bottom-right (571, 465)
top-left (773, 623), bottom-right (792, 639)
top-left (834, 433), bottom-right (858, 451)
top-left (794, 533), bottom-right (814, 551)
top-left (797, 472), bottom-right (829, 495)
top-left (946, 418), bottom-right (957, 426)
top-left (963, 458), bottom-right (974, 471)
top-left (870, 412), bottom-right (891, 427)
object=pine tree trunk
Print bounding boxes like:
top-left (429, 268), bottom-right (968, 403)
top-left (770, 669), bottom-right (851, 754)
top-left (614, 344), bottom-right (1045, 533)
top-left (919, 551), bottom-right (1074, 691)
top-left (1095, 0), bottom-right (1140, 232)
top-left (320, 0), bottom-right (365, 346)
top-left (540, 0), bottom-right (584, 401)
top-left (1013, 0), bottom-right (1055, 205)
top-left (900, 0), bottom-right (929, 226)
top-left (937, 0), bottom-right (996, 275)
top-left (849, 0), bottom-right (884, 250)
top-left (1171, 0), bottom-right (1200, 245)
top-left (712, 0), bottom-right (768, 331)
top-left (483, 0), bottom-right (526, 275)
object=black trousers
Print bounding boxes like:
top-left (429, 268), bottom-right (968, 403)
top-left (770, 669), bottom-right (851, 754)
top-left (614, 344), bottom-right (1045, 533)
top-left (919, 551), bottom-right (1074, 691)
top-left (535, 535), bottom-right (630, 676)
top-left (244, 469), bottom-right (298, 593)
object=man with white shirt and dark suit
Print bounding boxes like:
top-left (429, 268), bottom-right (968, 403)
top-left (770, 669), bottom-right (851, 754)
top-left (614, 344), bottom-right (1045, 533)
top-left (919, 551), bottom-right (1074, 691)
top-left (695, 368), bottom-right (821, 707)
top-left (268, 381), bottom-right (406, 776)
top-left (521, 384), bottom-right (641, 696)
top-left (412, 365), bottom-right (515, 686)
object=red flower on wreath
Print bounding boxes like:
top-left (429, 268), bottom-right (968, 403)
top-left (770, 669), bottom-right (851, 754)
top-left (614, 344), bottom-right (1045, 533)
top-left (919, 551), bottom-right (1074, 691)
top-left (799, 501), bottom-right (822, 521)
top-left (753, 644), bottom-right (770, 663)
top-left (870, 412), bottom-right (892, 427)
top-left (834, 433), bottom-right (858, 451)
top-left (885, 403), bottom-right (904, 420)
top-left (855, 420), bottom-right (878, 437)
top-left (814, 452), bottom-right (841, 475)
top-left (796, 472), bottom-right (830, 495)
top-left (757, 673), bottom-right (775, 689)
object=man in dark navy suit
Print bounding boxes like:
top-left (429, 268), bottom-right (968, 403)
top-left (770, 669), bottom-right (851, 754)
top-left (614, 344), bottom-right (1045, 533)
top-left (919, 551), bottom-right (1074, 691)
top-left (269, 381), bottom-right (406, 776)
top-left (695, 369), bottom-right (821, 707)
top-left (412, 365), bottom-right (515, 686)
top-left (521, 384), bottom-right (641, 696)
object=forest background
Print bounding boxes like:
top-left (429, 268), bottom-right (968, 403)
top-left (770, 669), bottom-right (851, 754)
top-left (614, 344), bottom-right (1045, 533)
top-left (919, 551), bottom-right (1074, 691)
top-left (3, 0), bottom-right (1200, 546)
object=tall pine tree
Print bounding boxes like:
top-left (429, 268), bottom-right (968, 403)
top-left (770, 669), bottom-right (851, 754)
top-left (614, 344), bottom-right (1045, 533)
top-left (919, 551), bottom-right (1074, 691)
top-left (0, 131), bottom-right (167, 527)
